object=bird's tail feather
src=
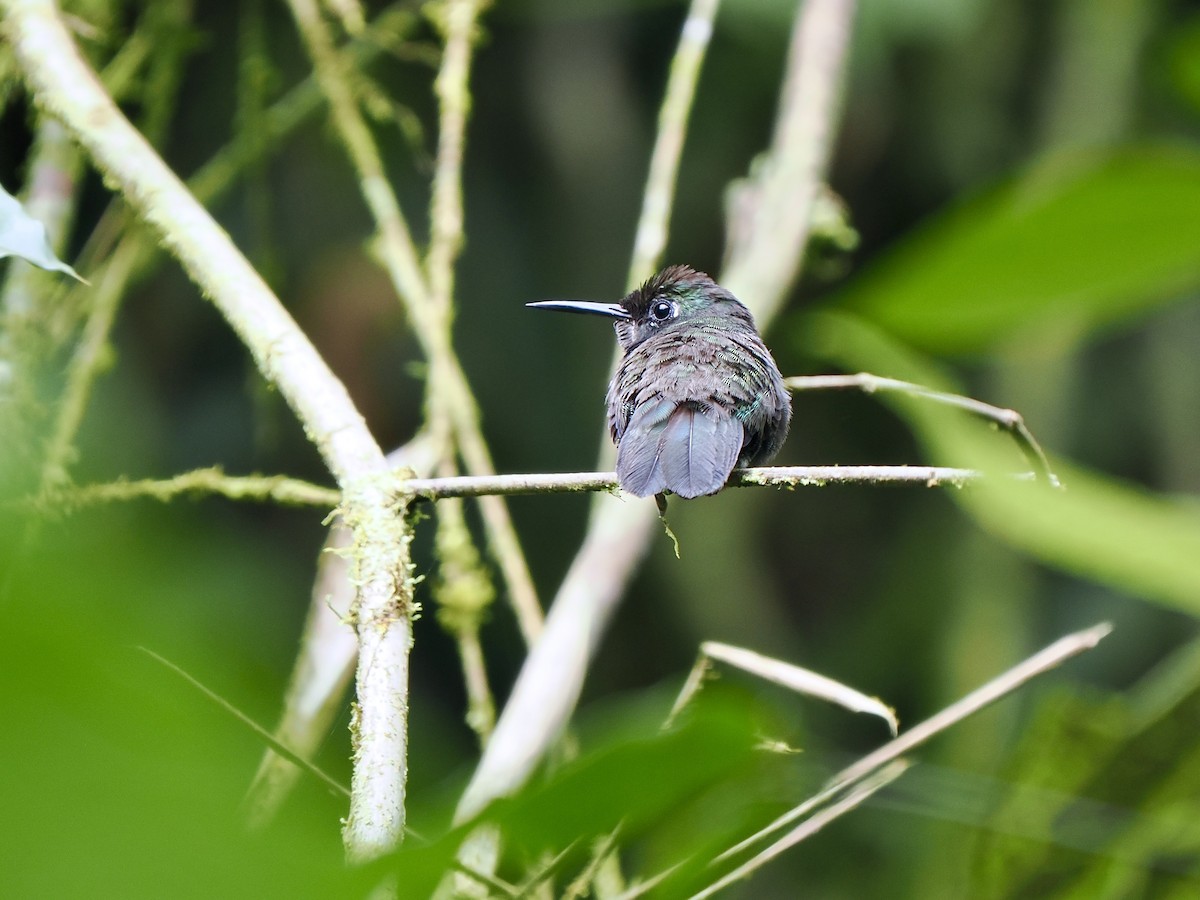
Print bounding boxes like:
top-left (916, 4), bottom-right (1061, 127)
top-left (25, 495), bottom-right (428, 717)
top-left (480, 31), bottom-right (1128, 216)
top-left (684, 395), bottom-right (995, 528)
top-left (617, 400), bottom-right (744, 499)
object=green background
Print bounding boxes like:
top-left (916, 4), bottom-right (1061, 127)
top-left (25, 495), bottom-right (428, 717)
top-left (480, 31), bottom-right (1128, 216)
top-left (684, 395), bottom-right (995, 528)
top-left (4, 0), bottom-right (1200, 895)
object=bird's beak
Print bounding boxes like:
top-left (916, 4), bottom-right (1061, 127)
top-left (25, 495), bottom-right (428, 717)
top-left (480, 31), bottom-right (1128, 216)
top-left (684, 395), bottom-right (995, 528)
top-left (526, 300), bottom-right (630, 319)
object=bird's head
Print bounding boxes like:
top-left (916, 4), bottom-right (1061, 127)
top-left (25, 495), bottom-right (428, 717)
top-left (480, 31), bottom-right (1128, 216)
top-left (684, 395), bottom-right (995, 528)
top-left (527, 265), bottom-right (753, 351)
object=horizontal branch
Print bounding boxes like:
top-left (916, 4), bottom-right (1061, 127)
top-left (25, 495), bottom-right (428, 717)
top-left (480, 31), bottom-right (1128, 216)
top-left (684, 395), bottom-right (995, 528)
top-left (402, 465), bottom-right (987, 499)
top-left (35, 467), bottom-right (342, 511)
top-left (37, 464), bottom-right (1015, 514)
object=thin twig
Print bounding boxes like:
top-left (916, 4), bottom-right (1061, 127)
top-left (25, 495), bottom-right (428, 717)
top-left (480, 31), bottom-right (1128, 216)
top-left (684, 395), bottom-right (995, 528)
top-left (403, 465), bottom-right (987, 499)
top-left (626, 0), bottom-right (720, 289)
top-left (692, 641), bottom-right (898, 736)
top-left (828, 621), bottom-right (1112, 792)
top-left (138, 647), bottom-right (350, 800)
top-left (688, 761), bottom-right (910, 900)
top-left (32, 463), bottom-right (999, 516)
top-left (786, 373), bottom-right (1060, 487)
top-left (715, 622), bottom-right (1113, 863)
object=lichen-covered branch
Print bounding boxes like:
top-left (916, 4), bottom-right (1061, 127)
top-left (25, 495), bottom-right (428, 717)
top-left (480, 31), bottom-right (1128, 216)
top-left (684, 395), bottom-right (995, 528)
top-left (35, 467), bottom-right (341, 511)
top-left (427, 0), bottom-right (485, 314)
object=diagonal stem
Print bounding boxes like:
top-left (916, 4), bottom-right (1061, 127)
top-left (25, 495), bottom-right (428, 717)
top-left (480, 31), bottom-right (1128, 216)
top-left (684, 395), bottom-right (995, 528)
top-left (285, 0), bottom-right (543, 645)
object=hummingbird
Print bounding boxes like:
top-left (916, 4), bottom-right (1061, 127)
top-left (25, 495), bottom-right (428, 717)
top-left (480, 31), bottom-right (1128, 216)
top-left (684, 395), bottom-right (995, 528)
top-left (528, 265), bottom-right (791, 499)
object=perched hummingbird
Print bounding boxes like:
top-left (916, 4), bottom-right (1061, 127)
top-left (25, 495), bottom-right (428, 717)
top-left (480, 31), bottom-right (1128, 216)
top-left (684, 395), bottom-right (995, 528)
top-left (528, 265), bottom-right (791, 499)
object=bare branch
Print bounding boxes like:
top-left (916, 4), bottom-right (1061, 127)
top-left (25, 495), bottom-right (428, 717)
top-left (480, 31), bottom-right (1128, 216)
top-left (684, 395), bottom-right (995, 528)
top-left (787, 373), bottom-right (1061, 486)
top-left (827, 621), bottom-right (1112, 792)
top-left (404, 465), bottom-right (987, 499)
top-left (689, 642), bottom-right (899, 736)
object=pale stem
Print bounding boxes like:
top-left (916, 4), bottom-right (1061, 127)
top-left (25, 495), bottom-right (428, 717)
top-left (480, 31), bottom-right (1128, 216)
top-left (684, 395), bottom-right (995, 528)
top-left (722, 0), bottom-right (856, 322)
top-left (244, 437), bottom-right (442, 829)
top-left (453, 0), bottom-right (860, 832)
top-left (428, 0), bottom-right (484, 314)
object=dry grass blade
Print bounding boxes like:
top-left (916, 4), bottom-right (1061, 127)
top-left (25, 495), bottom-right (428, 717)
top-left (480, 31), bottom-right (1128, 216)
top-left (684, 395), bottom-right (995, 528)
top-left (689, 761), bottom-right (911, 900)
top-left (688, 641), bottom-right (899, 736)
top-left (716, 622), bottom-right (1112, 863)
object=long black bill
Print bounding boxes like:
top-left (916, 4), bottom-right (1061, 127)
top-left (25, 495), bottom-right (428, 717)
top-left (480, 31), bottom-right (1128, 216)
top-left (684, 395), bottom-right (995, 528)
top-left (526, 300), bottom-right (630, 319)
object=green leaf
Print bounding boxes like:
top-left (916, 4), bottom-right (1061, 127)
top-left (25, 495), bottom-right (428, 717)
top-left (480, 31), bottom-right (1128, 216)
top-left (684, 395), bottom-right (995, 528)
top-left (835, 147), bottom-right (1200, 354)
top-left (1164, 16), bottom-right (1200, 116)
top-left (385, 693), bottom-right (762, 896)
top-left (0, 181), bottom-right (86, 282)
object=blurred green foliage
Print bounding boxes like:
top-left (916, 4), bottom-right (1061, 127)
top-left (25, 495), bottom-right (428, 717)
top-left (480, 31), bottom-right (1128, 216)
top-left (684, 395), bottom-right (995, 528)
top-left (837, 147), bottom-right (1200, 354)
top-left (5, 0), bottom-right (1200, 896)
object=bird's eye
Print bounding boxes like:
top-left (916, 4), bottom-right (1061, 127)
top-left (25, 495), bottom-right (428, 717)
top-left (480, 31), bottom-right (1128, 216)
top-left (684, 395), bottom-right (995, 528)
top-left (650, 300), bottom-right (675, 322)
